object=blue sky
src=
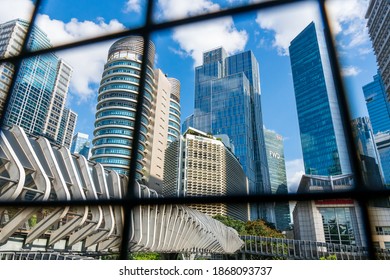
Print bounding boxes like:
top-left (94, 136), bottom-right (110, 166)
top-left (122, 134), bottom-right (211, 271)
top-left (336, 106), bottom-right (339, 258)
top-left (1, 0), bottom-right (378, 191)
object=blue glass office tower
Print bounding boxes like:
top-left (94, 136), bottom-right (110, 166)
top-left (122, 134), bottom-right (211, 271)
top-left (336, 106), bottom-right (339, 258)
top-left (264, 128), bottom-right (291, 230)
top-left (362, 72), bottom-right (390, 187)
top-left (90, 36), bottom-right (155, 177)
top-left (363, 72), bottom-right (390, 134)
top-left (193, 47), bottom-right (271, 220)
top-left (289, 22), bottom-right (351, 176)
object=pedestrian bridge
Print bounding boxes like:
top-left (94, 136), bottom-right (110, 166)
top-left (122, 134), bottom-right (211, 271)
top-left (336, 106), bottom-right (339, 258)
top-left (0, 125), bottom-right (243, 255)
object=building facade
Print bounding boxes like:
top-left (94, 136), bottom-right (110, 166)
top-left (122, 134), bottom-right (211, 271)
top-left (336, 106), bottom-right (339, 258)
top-left (144, 69), bottom-right (171, 192)
top-left (192, 47), bottom-right (271, 220)
top-left (90, 36), bottom-right (156, 178)
top-left (293, 174), bottom-right (366, 246)
top-left (351, 117), bottom-right (384, 189)
top-left (57, 107), bottom-right (77, 148)
top-left (167, 77), bottom-right (181, 145)
top-left (70, 132), bottom-right (90, 154)
top-left (0, 19), bottom-right (74, 148)
top-left (264, 128), bottom-right (291, 230)
top-left (362, 72), bottom-right (390, 187)
top-left (375, 132), bottom-right (390, 187)
top-left (163, 128), bottom-right (249, 221)
top-left (289, 22), bottom-right (352, 176)
top-left (370, 207), bottom-right (390, 250)
top-left (363, 72), bottom-right (390, 134)
top-left (366, 0), bottom-right (390, 99)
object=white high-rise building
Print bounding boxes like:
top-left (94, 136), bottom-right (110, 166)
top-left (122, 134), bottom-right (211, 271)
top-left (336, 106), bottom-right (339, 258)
top-left (163, 127), bottom-right (249, 221)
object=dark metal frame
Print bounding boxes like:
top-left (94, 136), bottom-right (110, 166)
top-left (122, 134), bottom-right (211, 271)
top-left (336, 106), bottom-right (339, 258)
top-left (0, 0), bottom-right (389, 260)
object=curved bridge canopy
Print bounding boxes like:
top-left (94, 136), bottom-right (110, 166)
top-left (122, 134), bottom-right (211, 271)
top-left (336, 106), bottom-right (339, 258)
top-left (0, 125), bottom-right (243, 254)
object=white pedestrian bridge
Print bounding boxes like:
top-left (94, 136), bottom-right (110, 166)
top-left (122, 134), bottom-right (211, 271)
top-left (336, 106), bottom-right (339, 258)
top-left (0, 125), bottom-right (243, 255)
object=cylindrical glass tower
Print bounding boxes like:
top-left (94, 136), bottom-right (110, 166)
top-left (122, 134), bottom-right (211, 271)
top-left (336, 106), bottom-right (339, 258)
top-left (91, 36), bottom-right (156, 178)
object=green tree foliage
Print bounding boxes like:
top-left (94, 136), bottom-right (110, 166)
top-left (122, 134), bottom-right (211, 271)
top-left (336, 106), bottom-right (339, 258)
top-left (213, 215), bottom-right (284, 238)
top-left (129, 252), bottom-right (161, 260)
top-left (320, 254), bottom-right (337, 260)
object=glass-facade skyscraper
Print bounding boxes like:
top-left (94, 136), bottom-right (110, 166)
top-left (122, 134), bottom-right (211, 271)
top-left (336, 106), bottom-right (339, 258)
top-left (1, 19), bottom-right (75, 148)
top-left (192, 47), bottom-right (271, 220)
top-left (351, 117), bottom-right (384, 189)
top-left (289, 22), bottom-right (351, 176)
top-left (90, 36), bottom-right (156, 177)
top-left (362, 72), bottom-right (390, 187)
top-left (264, 128), bottom-right (291, 231)
top-left (363, 72), bottom-right (390, 134)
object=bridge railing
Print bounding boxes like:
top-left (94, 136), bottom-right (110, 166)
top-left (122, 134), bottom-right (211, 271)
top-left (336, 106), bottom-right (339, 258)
top-left (239, 236), bottom-right (390, 260)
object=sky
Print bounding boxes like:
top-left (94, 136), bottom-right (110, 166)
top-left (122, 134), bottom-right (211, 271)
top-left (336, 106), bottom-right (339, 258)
top-left (1, 0), bottom-right (379, 192)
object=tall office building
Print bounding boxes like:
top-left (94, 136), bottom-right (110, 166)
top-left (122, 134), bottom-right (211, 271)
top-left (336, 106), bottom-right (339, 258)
top-left (366, 0), bottom-right (390, 99)
top-left (182, 114), bottom-right (194, 134)
top-left (90, 36), bottom-right (181, 187)
top-left (0, 19), bottom-right (74, 147)
top-left (376, 132), bottom-right (390, 187)
top-left (42, 60), bottom-right (73, 143)
top-left (362, 72), bottom-right (390, 188)
top-left (70, 132), bottom-right (92, 159)
top-left (264, 128), bottom-right (291, 231)
top-left (146, 69), bottom-right (181, 192)
top-left (0, 19), bottom-right (26, 116)
top-left (167, 77), bottom-right (181, 145)
top-left (70, 132), bottom-right (90, 154)
top-left (163, 127), bottom-right (249, 221)
top-left (363, 72), bottom-right (390, 134)
top-left (289, 22), bottom-right (352, 176)
top-left (91, 36), bottom-right (156, 178)
top-left (56, 107), bottom-right (77, 149)
top-left (351, 117), bottom-right (384, 189)
top-left (192, 47), bottom-right (271, 220)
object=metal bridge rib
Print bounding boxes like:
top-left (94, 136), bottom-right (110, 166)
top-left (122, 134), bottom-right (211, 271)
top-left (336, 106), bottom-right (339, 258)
top-left (0, 125), bottom-right (243, 255)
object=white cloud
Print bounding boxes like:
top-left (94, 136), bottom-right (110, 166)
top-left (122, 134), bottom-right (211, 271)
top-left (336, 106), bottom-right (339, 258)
top-left (255, 1), bottom-right (320, 56)
top-left (0, 0), bottom-right (126, 102)
top-left (0, 0), bottom-right (35, 22)
top-left (326, 0), bottom-right (370, 49)
top-left (341, 66), bottom-right (361, 77)
top-left (123, 0), bottom-right (142, 14)
top-left (158, 0), bottom-right (248, 66)
top-left (35, 15), bottom-right (126, 102)
top-left (172, 19), bottom-right (248, 66)
top-left (157, 0), bottom-right (219, 21)
top-left (255, 0), bottom-right (370, 55)
top-left (285, 158), bottom-right (304, 193)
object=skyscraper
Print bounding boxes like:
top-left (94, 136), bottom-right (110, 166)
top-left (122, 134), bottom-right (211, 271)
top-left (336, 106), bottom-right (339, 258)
top-left (0, 19), bottom-right (74, 148)
top-left (146, 69), bottom-right (180, 192)
top-left (363, 72), bottom-right (390, 134)
top-left (70, 132), bottom-right (90, 154)
top-left (90, 37), bottom-right (180, 187)
top-left (375, 132), bottom-right (390, 187)
top-left (366, 0), bottom-right (390, 99)
top-left (192, 47), bottom-right (271, 220)
top-left (167, 77), bottom-right (181, 145)
top-left (351, 117), bottom-right (384, 189)
top-left (163, 127), bottom-right (249, 221)
top-left (289, 22), bottom-right (352, 176)
top-left (57, 107), bottom-right (77, 149)
top-left (90, 36), bottom-right (156, 178)
top-left (264, 128), bottom-right (291, 231)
